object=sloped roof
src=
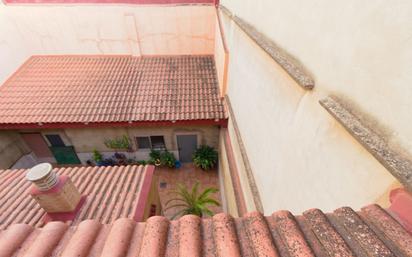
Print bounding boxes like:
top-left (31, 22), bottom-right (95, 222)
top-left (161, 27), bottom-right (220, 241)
top-left (0, 55), bottom-right (225, 127)
top-left (0, 205), bottom-right (411, 257)
top-left (0, 165), bottom-right (153, 229)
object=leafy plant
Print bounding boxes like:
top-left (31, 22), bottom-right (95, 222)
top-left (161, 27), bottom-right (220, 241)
top-left (104, 135), bottom-right (131, 151)
top-left (136, 160), bottom-right (147, 165)
top-left (160, 151), bottom-right (176, 168)
top-left (165, 182), bottom-right (220, 219)
top-left (92, 149), bottom-right (103, 163)
top-left (148, 150), bottom-right (176, 168)
top-left (193, 145), bottom-right (218, 170)
top-left (149, 150), bottom-right (162, 166)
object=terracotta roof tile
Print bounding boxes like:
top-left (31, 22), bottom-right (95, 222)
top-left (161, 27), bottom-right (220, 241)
top-left (0, 165), bottom-right (152, 229)
top-left (0, 205), bottom-right (411, 257)
top-left (0, 55), bottom-right (225, 126)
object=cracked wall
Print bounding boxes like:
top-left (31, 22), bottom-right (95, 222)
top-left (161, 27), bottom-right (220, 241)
top-left (0, 4), bottom-right (216, 84)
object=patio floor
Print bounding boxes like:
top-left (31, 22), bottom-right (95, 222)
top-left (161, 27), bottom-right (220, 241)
top-left (154, 163), bottom-right (222, 219)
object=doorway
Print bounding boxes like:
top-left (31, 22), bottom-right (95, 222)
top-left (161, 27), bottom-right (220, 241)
top-left (176, 134), bottom-right (198, 163)
top-left (20, 133), bottom-right (53, 159)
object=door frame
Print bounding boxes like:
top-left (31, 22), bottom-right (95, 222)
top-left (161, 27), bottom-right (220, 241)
top-left (175, 132), bottom-right (200, 162)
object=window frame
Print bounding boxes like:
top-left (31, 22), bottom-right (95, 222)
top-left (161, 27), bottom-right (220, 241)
top-left (150, 135), bottom-right (166, 150)
top-left (135, 135), bottom-right (166, 150)
top-left (136, 136), bottom-right (151, 150)
top-left (45, 134), bottom-right (66, 147)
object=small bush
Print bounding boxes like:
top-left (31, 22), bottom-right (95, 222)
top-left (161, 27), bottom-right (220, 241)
top-left (136, 160), bottom-right (147, 165)
top-left (92, 149), bottom-right (103, 163)
top-left (148, 149), bottom-right (176, 168)
top-left (149, 150), bottom-right (161, 166)
top-left (160, 151), bottom-right (176, 168)
top-left (193, 145), bottom-right (218, 170)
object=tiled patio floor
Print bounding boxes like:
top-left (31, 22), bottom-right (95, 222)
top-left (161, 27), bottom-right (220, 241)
top-left (154, 163), bottom-right (222, 219)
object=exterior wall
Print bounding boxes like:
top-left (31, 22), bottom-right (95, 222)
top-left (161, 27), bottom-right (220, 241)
top-left (0, 131), bottom-right (30, 169)
top-left (0, 3), bottom-right (216, 84)
top-left (219, 1), bottom-right (406, 214)
top-left (23, 125), bottom-right (220, 164)
top-left (141, 172), bottom-right (162, 221)
top-left (214, 9), bottom-right (228, 97)
top-left (218, 132), bottom-right (239, 216)
top-left (11, 152), bottom-right (38, 169)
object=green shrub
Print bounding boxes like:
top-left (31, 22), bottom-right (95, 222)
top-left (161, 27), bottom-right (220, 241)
top-left (193, 145), bottom-right (218, 170)
top-left (148, 149), bottom-right (176, 168)
top-left (149, 150), bottom-right (161, 166)
top-left (160, 151), bottom-right (176, 168)
top-left (92, 149), bottom-right (103, 163)
top-left (136, 160), bottom-right (147, 165)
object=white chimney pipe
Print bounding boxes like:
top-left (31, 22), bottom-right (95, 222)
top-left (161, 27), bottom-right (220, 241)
top-left (26, 163), bottom-right (59, 191)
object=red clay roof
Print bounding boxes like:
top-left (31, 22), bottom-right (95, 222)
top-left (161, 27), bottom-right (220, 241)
top-left (0, 55), bottom-right (225, 127)
top-left (0, 205), bottom-right (411, 257)
top-left (0, 165), bottom-right (153, 229)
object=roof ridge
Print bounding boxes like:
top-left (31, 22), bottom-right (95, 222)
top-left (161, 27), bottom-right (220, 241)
top-left (1, 204), bottom-right (411, 257)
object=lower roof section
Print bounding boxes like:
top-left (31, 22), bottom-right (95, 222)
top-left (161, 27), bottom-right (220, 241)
top-left (0, 55), bottom-right (226, 127)
top-left (0, 165), bottom-right (154, 229)
top-left (0, 204), bottom-right (411, 257)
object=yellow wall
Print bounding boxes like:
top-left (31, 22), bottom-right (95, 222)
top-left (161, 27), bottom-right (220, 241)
top-left (218, 132), bottom-right (239, 217)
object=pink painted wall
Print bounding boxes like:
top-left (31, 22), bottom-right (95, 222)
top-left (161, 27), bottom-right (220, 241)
top-left (5, 0), bottom-right (214, 4)
top-left (0, 4), bottom-right (216, 83)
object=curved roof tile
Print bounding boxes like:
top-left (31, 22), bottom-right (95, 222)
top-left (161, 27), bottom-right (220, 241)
top-left (0, 55), bottom-right (225, 126)
top-left (0, 165), bottom-right (152, 229)
top-left (0, 205), bottom-right (411, 257)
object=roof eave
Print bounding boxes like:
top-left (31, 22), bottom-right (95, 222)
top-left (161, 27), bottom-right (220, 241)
top-left (0, 119), bottom-right (228, 130)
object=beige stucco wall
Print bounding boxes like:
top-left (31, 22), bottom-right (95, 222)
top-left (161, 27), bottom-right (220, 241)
top-left (0, 3), bottom-right (216, 84)
top-left (63, 125), bottom-right (219, 153)
top-left (0, 131), bottom-right (30, 169)
top-left (18, 125), bottom-right (220, 163)
top-left (219, 1), bottom-right (406, 214)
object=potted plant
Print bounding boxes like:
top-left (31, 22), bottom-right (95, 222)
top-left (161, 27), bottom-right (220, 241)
top-left (192, 145), bottom-right (218, 170)
top-left (92, 149), bottom-right (104, 166)
top-left (164, 182), bottom-right (220, 219)
top-left (149, 150), bottom-right (162, 166)
top-left (160, 150), bottom-right (176, 168)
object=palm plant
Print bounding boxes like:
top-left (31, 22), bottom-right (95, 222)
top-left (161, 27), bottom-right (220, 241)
top-left (165, 182), bottom-right (220, 219)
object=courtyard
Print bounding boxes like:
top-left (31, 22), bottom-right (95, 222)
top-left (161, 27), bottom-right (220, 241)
top-left (155, 163), bottom-right (222, 219)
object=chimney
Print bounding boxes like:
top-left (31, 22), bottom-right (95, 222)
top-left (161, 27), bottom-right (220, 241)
top-left (27, 163), bottom-right (82, 213)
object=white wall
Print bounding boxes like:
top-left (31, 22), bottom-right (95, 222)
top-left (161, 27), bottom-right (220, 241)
top-left (220, 0), bottom-right (409, 213)
top-left (0, 3), bottom-right (216, 83)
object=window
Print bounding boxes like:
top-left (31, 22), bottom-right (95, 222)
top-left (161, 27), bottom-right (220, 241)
top-left (135, 136), bottom-right (166, 150)
top-left (45, 134), bottom-right (65, 147)
top-left (150, 136), bottom-right (166, 150)
top-left (136, 137), bottom-right (151, 149)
